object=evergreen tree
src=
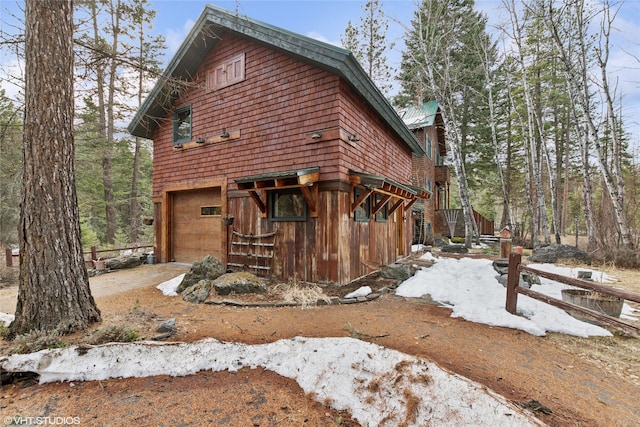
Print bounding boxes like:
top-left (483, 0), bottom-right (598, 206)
top-left (341, 0), bottom-right (395, 95)
top-left (0, 90), bottom-right (22, 248)
top-left (10, 0), bottom-right (101, 338)
top-left (396, 0), bottom-right (495, 246)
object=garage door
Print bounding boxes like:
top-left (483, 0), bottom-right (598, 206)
top-left (172, 188), bottom-right (223, 262)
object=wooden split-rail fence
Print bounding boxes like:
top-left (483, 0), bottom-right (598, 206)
top-left (505, 252), bottom-right (640, 338)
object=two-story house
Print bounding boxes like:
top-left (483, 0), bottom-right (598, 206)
top-left (128, 5), bottom-right (429, 285)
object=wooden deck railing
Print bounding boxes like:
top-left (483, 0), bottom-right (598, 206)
top-left (506, 252), bottom-right (640, 338)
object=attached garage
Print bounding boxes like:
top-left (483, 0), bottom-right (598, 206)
top-left (171, 187), bottom-right (223, 262)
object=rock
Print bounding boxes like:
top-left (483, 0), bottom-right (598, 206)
top-left (176, 255), bottom-right (226, 294)
top-left (496, 273), bottom-right (535, 289)
top-left (441, 244), bottom-right (468, 254)
top-left (577, 270), bottom-right (592, 280)
top-left (211, 271), bottom-right (267, 296)
top-left (521, 272), bottom-right (541, 286)
top-left (380, 264), bottom-right (411, 282)
top-left (156, 318), bottom-right (176, 333)
top-left (492, 259), bottom-right (510, 275)
top-left (106, 254), bottom-right (144, 270)
top-left (181, 279), bottom-right (213, 303)
top-left (529, 244), bottom-right (589, 264)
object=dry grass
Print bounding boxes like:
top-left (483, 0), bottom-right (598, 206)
top-left (547, 333), bottom-right (640, 387)
top-left (273, 277), bottom-right (333, 308)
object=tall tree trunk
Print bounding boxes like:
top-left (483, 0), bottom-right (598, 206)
top-left (89, 0), bottom-right (116, 245)
top-left (546, 0), bottom-right (633, 251)
top-left (10, 0), bottom-right (101, 338)
top-left (103, 0), bottom-right (122, 245)
top-left (479, 40), bottom-right (512, 230)
top-left (505, 0), bottom-right (550, 246)
top-left (129, 18), bottom-right (145, 246)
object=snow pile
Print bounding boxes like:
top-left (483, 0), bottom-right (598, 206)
top-left (156, 273), bottom-right (185, 296)
top-left (396, 257), bottom-right (634, 337)
top-left (0, 312), bottom-right (14, 326)
top-left (344, 286), bottom-right (372, 299)
top-left (0, 337), bottom-right (542, 426)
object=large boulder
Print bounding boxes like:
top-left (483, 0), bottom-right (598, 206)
top-left (529, 244), bottom-right (589, 264)
top-left (211, 271), bottom-right (267, 296)
top-left (441, 244), bottom-right (468, 254)
top-left (176, 255), bottom-right (225, 294)
top-left (379, 263), bottom-right (411, 283)
top-left (106, 254), bottom-right (144, 270)
top-left (181, 279), bottom-right (213, 303)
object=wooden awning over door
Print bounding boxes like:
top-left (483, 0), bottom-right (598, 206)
top-left (349, 170), bottom-right (430, 215)
top-left (235, 167), bottom-right (320, 217)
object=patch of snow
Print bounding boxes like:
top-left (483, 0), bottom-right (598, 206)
top-left (156, 274), bottom-right (185, 297)
top-left (396, 257), bottom-right (615, 337)
top-left (420, 251), bottom-right (436, 261)
top-left (344, 286), bottom-right (371, 299)
top-left (0, 337), bottom-right (543, 426)
top-left (0, 312), bottom-right (14, 326)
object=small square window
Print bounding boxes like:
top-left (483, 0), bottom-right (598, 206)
top-left (270, 189), bottom-right (307, 221)
top-left (354, 188), bottom-right (370, 222)
top-left (173, 105), bottom-right (191, 145)
top-left (374, 194), bottom-right (388, 222)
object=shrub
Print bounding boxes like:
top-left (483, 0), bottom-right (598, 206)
top-left (9, 329), bottom-right (67, 354)
top-left (84, 323), bottom-right (139, 345)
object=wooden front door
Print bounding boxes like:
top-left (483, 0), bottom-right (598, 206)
top-left (171, 188), bottom-right (223, 262)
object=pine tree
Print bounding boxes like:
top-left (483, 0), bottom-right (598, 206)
top-left (397, 0), bottom-right (494, 246)
top-left (0, 90), bottom-right (22, 248)
top-left (340, 0), bottom-right (395, 95)
top-left (9, 0), bottom-right (101, 338)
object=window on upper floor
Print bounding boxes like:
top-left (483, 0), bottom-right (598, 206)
top-left (208, 53), bottom-right (246, 91)
top-left (435, 151), bottom-right (442, 166)
top-left (173, 105), bottom-right (192, 145)
top-left (269, 189), bottom-right (307, 221)
top-left (426, 135), bottom-right (433, 159)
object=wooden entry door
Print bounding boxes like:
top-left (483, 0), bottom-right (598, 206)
top-left (171, 188), bottom-right (223, 262)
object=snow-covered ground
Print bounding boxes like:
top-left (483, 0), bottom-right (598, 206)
top-left (2, 336), bottom-right (543, 426)
top-left (396, 254), bottom-right (638, 337)
top-left (3, 252), bottom-right (638, 426)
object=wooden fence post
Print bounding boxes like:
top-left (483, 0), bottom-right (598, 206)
top-left (5, 248), bottom-right (12, 267)
top-left (91, 246), bottom-right (98, 261)
top-left (505, 252), bottom-right (522, 314)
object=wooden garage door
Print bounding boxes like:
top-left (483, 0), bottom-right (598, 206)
top-left (172, 188), bottom-right (223, 262)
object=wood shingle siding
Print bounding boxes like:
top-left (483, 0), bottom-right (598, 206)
top-left (130, 5), bottom-right (427, 284)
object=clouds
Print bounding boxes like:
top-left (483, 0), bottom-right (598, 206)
top-left (165, 18), bottom-right (197, 56)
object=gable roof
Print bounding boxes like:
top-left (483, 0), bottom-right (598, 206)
top-left (127, 4), bottom-right (423, 155)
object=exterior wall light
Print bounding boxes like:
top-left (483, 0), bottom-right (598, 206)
top-left (348, 134), bottom-right (360, 142)
top-left (311, 132), bottom-right (322, 140)
top-left (220, 129), bottom-right (230, 138)
top-left (196, 137), bottom-right (205, 144)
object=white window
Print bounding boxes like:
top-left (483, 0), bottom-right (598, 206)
top-left (208, 53), bottom-right (246, 90)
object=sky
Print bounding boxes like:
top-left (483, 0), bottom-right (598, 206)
top-left (1, 0), bottom-right (639, 143)
top-left (3, 253), bottom-right (638, 425)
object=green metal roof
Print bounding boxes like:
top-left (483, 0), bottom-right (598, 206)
top-left (396, 101), bottom-right (440, 130)
top-left (128, 4), bottom-right (423, 156)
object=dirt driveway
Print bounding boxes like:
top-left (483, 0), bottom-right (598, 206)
top-left (1, 263), bottom-right (639, 426)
